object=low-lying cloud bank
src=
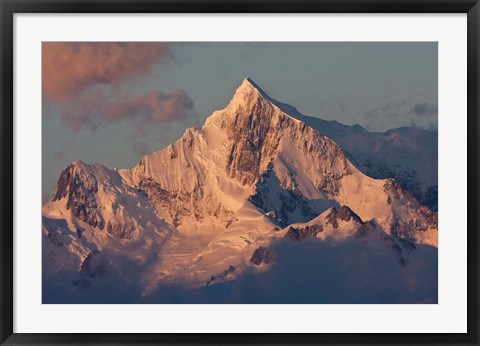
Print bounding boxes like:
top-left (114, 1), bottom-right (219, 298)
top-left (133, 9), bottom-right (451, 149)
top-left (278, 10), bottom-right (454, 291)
top-left (43, 237), bottom-right (437, 304)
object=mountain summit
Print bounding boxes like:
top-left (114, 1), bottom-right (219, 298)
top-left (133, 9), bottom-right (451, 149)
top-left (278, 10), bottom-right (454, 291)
top-left (43, 78), bottom-right (438, 299)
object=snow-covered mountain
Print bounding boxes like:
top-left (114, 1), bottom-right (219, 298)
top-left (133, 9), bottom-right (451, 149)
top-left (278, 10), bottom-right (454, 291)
top-left (259, 91), bottom-right (438, 211)
top-left (42, 78), bottom-right (438, 302)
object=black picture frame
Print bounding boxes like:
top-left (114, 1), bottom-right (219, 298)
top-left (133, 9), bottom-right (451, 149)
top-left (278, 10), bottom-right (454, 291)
top-left (1, 1), bottom-right (479, 345)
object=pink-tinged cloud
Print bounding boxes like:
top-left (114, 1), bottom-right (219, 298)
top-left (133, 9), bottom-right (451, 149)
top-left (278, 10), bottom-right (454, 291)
top-left (101, 89), bottom-right (194, 124)
top-left (42, 42), bottom-right (172, 101)
top-left (58, 89), bottom-right (108, 131)
top-left (58, 89), bottom-right (195, 132)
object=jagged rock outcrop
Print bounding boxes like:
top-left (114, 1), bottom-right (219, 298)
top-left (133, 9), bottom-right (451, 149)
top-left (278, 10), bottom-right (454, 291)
top-left (324, 206), bottom-right (364, 229)
top-left (249, 162), bottom-right (318, 226)
top-left (105, 222), bottom-right (135, 239)
top-left (53, 163), bottom-right (104, 230)
top-left (250, 246), bottom-right (274, 265)
top-left (383, 179), bottom-right (438, 239)
top-left (79, 250), bottom-right (109, 278)
top-left (353, 219), bottom-right (406, 263)
top-left (284, 224), bottom-right (323, 241)
top-left (338, 206), bottom-right (364, 224)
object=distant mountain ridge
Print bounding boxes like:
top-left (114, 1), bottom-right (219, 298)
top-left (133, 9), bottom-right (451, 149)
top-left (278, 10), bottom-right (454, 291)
top-left (244, 79), bottom-right (437, 210)
top-left (294, 115), bottom-right (438, 210)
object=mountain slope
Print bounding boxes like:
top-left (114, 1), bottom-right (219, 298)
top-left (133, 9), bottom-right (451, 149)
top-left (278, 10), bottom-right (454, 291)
top-left (253, 84), bottom-right (438, 210)
top-left (296, 116), bottom-right (437, 210)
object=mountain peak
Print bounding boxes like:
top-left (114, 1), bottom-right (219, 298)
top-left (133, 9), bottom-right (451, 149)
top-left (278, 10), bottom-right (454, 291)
top-left (205, 77), bottom-right (290, 132)
top-left (242, 77), bottom-right (261, 90)
top-left (228, 78), bottom-right (305, 120)
top-left (232, 77), bottom-right (269, 103)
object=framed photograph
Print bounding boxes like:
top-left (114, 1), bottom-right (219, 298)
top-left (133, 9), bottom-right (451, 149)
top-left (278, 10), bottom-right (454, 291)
top-left (1, 0), bottom-right (479, 345)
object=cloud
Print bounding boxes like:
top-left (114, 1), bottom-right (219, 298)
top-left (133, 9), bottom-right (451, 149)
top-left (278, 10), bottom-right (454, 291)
top-left (363, 102), bottom-right (406, 131)
top-left (43, 237), bottom-right (438, 304)
top-left (57, 88), bottom-right (107, 131)
top-left (56, 88), bottom-right (195, 132)
top-left (42, 42), bottom-right (173, 102)
top-left (409, 102), bottom-right (438, 118)
top-left (362, 101), bottom-right (438, 132)
top-left (101, 89), bottom-right (194, 124)
top-left (42, 42), bottom-right (196, 132)
top-left (181, 239), bottom-right (438, 304)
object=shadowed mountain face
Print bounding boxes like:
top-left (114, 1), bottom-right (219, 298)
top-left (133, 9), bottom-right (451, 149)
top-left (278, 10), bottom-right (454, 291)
top-left (294, 116), bottom-right (438, 211)
top-left (42, 78), bottom-right (438, 304)
top-left (254, 81), bottom-right (438, 211)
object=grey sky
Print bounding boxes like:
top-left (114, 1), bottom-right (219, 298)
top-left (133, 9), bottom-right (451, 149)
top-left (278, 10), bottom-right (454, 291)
top-left (42, 42), bottom-right (437, 202)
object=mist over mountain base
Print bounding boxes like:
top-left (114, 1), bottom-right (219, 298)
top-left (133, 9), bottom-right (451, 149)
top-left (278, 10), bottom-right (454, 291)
top-left (43, 237), bottom-right (437, 304)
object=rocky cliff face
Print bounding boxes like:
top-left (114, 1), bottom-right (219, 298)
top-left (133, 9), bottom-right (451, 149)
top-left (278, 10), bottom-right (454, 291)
top-left (383, 179), bottom-right (438, 244)
top-left (284, 224), bottom-right (324, 241)
top-left (250, 246), bottom-right (274, 265)
top-left (249, 162), bottom-right (319, 226)
top-left (220, 80), bottom-right (352, 192)
top-left (294, 114), bottom-right (438, 211)
top-left (53, 163), bottom-right (104, 230)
